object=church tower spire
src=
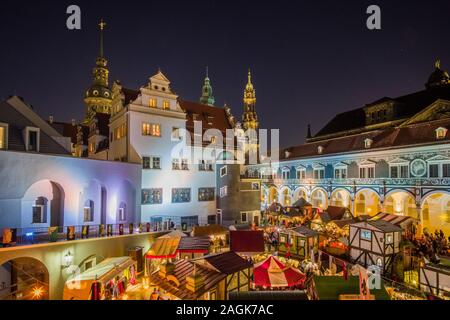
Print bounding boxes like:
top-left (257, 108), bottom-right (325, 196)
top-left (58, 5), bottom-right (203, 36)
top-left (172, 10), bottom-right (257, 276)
top-left (199, 66), bottom-right (215, 106)
top-left (83, 18), bottom-right (112, 123)
top-left (242, 69), bottom-right (259, 130)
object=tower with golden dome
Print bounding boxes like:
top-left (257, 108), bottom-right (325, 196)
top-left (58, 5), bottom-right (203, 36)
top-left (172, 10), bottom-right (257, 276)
top-left (242, 69), bottom-right (259, 131)
top-left (83, 19), bottom-right (112, 123)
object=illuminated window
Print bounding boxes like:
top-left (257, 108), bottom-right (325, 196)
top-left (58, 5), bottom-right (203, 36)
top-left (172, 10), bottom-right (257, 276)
top-left (114, 123), bottom-right (126, 140)
top-left (88, 142), bottom-right (95, 153)
top-left (149, 98), bottom-right (157, 108)
top-left (360, 229), bottom-right (371, 241)
top-left (435, 127), bottom-right (448, 139)
top-left (142, 123), bottom-right (161, 137)
top-left (198, 188), bottom-right (215, 201)
top-left (163, 100), bottom-right (170, 110)
top-left (0, 124), bottom-right (7, 149)
top-left (364, 138), bottom-right (373, 149)
top-left (172, 188), bottom-right (191, 203)
top-left (142, 188), bottom-right (162, 204)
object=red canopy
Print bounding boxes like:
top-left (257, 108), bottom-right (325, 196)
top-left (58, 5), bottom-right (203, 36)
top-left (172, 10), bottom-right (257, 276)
top-left (253, 256), bottom-right (306, 288)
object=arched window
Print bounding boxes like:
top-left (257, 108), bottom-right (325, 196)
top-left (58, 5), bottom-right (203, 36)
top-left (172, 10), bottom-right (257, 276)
top-left (84, 200), bottom-right (94, 222)
top-left (32, 197), bottom-right (48, 224)
top-left (118, 202), bottom-right (127, 222)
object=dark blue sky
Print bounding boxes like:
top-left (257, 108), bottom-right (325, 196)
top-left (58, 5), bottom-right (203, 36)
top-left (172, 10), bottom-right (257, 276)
top-left (1, 0), bottom-right (450, 147)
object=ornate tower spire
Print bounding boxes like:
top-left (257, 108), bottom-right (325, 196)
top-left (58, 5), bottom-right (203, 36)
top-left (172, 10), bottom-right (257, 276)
top-left (242, 69), bottom-right (259, 130)
top-left (306, 123), bottom-right (312, 139)
top-left (83, 18), bottom-right (112, 123)
top-left (199, 66), bottom-right (215, 106)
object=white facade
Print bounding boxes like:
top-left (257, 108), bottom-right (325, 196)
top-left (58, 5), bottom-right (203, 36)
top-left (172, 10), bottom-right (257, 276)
top-left (0, 150), bottom-right (141, 229)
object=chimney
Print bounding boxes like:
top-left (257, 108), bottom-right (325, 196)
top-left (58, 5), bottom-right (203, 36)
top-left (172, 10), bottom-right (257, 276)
top-left (158, 261), bottom-right (175, 278)
top-left (71, 119), bottom-right (76, 126)
top-left (48, 115), bottom-right (54, 124)
top-left (186, 264), bottom-right (205, 293)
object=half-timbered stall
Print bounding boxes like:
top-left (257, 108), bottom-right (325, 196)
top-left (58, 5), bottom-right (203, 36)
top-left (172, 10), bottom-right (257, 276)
top-left (311, 206), bottom-right (354, 232)
top-left (419, 263), bottom-right (450, 298)
top-left (279, 226), bottom-right (319, 259)
top-left (148, 251), bottom-right (253, 300)
top-left (349, 220), bottom-right (403, 274)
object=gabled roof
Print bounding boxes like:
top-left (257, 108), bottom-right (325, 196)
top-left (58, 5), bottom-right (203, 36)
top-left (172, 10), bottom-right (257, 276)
top-left (203, 251), bottom-right (253, 274)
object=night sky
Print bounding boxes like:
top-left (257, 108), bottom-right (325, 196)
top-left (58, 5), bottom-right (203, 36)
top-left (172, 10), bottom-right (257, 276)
top-left (1, 0), bottom-right (450, 148)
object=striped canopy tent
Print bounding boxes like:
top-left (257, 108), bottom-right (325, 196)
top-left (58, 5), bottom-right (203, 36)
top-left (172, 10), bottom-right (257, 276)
top-left (253, 256), bottom-right (306, 288)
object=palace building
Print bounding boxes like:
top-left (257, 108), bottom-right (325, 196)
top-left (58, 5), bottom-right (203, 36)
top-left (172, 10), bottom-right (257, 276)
top-left (245, 60), bottom-right (450, 235)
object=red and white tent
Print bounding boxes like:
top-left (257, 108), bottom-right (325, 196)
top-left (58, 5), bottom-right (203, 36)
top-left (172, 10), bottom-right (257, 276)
top-left (253, 256), bottom-right (306, 288)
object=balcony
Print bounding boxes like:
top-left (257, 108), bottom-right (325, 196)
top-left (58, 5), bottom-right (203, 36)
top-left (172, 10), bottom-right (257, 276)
top-left (260, 177), bottom-right (450, 187)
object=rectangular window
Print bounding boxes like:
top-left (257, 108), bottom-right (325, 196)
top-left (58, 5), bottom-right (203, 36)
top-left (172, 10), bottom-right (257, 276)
top-left (32, 205), bottom-right (45, 224)
top-left (171, 127), bottom-right (181, 140)
top-left (199, 160), bottom-right (213, 171)
top-left (172, 188), bottom-right (191, 203)
top-left (282, 170), bottom-right (290, 180)
top-left (198, 187), bottom-right (215, 201)
top-left (28, 130), bottom-right (38, 151)
top-left (143, 156), bottom-right (161, 169)
top-left (0, 126), bottom-right (6, 149)
top-left (360, 166), bottom-right (375, 178)
top-left (400, 165), bottom-right (409, 178)
top-left (142, 123), bottom-right (161, 137)
top-left (83, 207), bottom-right (93, 222)
top-left (172, 159), bottom-right (180, 170)
top-left (334, 168), bottom-right (347, 179)
top-left (443, 163), bottom-right (450, 178)
top-left (429, 164), bottom-right (439, 178)
top-left (141, 188), bottom-right (163, 204)
top-left (390, 166), bottom-right (398, 178)
top-left (114, 123), bottom-right (126, 141)
top-left (296, 169), bottom-right (306, 180)
top-left (368, 167), bottom-right (375, 178)
top-left (386, 233), bottom-right (393, 244)
top-left (149, 98), bottom-right (157, 108)
top-left (220, 166), bottom-right (227, 177)
top-left (220, 186), bottom-right (228, 198)
top-left (360, 229), bottom-right (372, 241)
top-left (241, 212), bottom-right (248, 223)
top-left (181, 159), bottom-right (189, 170)
top-left (313, 169), bottom-right (324, 180)
top-left (118, 207), bottom-right (126, 221)
top-left (163, 100), bottom-right (170, 110)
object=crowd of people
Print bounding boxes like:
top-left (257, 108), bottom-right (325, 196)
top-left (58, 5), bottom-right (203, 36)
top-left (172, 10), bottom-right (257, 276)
top-left (412, 229), bottom-right (450, 263)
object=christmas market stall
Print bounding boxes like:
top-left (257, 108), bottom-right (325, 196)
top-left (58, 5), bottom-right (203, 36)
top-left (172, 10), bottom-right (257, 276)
top-left (278, 226), bottom-right (319, 259)
top-left (284, 197), bottom-right (313, 223)
top-left (230, 230), bottom-right (265, 257)
top-left (148, 251), bottom-right (253, 300)
top-left (252, 255), bottom-right (306, 289)
top-left (369, 213), bottom-right (418, 238)
top-left (349, 220), bottom-right (403, 274)
top-left (191, 224), bottom-right (228, 251)
top-left (265, 202), bottom-right (286, 225)
top-left (310, 206), bottom-right (354, 232)
top-left (63, 256), bottom-right (137, 300)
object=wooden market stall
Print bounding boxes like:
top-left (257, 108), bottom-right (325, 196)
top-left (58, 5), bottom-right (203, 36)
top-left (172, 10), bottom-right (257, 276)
top-left (278, 226), bottom-right (319, 259)
top-left (63, 256), bottom-right (137, 300)
top-left (349, 220), bottom-right (403, 274)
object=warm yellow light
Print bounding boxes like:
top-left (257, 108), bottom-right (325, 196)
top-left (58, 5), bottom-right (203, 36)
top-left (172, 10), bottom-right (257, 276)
top-left (122, 294), bottom-right (129, 300)
top-left (31, 286), bottom-right (44, 299)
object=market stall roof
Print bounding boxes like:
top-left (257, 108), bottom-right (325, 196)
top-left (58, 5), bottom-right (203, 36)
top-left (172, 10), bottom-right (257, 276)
top-left (292, 197), bottom-right (312, 208)
top-left (177, 236), bottom-right (210, 253)
top-left (145, 237), bottom-right (180, 259)
top-left (149, 259), bottom-right (226, 300)
top-left (266, 202), bottom-right (286, 215)
top-left (283, 225), bottom-right (319, 238)
top-left (330, 219), bottom-right (357, 229)
top-left (159, 229), bottom-right (188, 238)
top-left (67, 257), bottom-right (134, 283)
top-left (230, 230), bottom-right (265, 253)
top-left (229, 290), bottom-right (308, 300)
top-left (203, 251), bottom-right (253, 274)
top-left (351, 220), bottom-right (404, 233)
top-left (370, 213), bottom-right (417, 227)
top-left (192, 224), bottom-right (228, 237)
top-left (253, 256), bottom-right (306, 288)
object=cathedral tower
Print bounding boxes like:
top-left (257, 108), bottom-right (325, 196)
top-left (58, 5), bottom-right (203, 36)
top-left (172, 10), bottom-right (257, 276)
top-left (242, 69), bottom-right (259, 131)
top-left (199, 67), bottom-right (215, 106)
top-left (83, 19), bottom-right (112, 123)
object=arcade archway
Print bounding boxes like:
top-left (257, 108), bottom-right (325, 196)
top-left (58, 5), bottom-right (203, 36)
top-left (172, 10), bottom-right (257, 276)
top-left (354, 189), bottom-right (381, 217)
top-left (311, 188), bottom-right (328, 209)
top-left (421, 192), bottom-right (450, 235)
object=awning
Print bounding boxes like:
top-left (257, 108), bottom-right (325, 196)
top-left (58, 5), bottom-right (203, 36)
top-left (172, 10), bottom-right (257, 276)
top-left (253, 256), bottom-right (306, 288)
top-left (145, 237), bottom-right (180, 259)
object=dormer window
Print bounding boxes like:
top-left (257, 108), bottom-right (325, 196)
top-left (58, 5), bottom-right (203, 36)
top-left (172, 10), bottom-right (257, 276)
top-left (284, 150), bottom-right (291, 158)
top-left (317, 146), bottom-right (324, 154)
top-left (365, 138), bottom-right (373, 149)
top-left (24, 127), bottom-right (40, 152)
top-left (435, 127), bottom-right (448, 140)
top-left (281, 167), bottom-right (290, 180)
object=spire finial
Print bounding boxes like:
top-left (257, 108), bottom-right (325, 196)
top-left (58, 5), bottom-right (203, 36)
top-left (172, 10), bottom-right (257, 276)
top-left (248, 68), bottom-right (252, 83)
top-left (307, 123), bottom-right (312, 139)
top-left (435, 59), bottom-right (441, 69)
top-left (206, 66), bottom-right (209, 78)
top-left (98, 18), bottom-right (106, 57)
